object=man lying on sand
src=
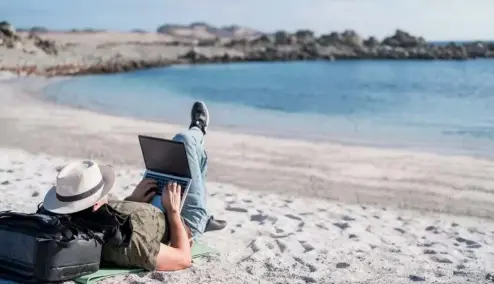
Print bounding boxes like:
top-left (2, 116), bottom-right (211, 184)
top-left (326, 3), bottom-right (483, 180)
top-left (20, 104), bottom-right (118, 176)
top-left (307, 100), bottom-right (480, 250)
top-left (42, 102), bottom-right (225, 271)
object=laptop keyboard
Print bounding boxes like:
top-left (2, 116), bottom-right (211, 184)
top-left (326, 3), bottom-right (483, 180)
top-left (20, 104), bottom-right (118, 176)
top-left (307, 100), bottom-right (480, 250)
top-left (145, 173), bottom-right (188, 195)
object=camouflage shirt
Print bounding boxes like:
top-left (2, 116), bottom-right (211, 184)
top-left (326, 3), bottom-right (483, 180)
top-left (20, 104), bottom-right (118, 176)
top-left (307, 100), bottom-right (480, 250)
top-left (102, 201), bottom-right (167, 271)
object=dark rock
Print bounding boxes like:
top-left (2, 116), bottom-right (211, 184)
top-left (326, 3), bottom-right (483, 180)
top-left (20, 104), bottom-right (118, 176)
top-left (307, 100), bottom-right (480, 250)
top-left (29, 33), bottom-right (58, 55)
top-left (425, 226), bottom-right (437, 231)
top-left (318, 32), bottom-right (343, 46)
top-left (348, 234), bottom-right (358, 239)
top-left (423, 249), bottom-right (437, 254)
top-left (0, 21), bottom-right (16, 37)
top-left (180, 48), bottom-right (210, 63)
top-left (341, 30), bottom-right (363, 48)
top-left (274, 31), bottom-right (296, 45)
top-left (382, 29), bottom-right (427, 48)
top-left (1, 180), bottom-right (9, 185)
top-left (364, 36), bottom-right (380, 47)
top-left (295, 30), bottom-right (315, 44)
top-left (409, 275), bottom-right (426, 282)
top-left (250, 35), bottom-right (273, 46)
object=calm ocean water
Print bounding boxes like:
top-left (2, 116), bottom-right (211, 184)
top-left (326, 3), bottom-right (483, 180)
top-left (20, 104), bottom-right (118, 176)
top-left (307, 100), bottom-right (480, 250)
top-left (43, 60), bottom-right (494, 157)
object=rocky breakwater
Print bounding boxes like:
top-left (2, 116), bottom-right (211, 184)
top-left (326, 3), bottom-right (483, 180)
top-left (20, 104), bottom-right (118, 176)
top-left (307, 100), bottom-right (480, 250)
top-left (185, 29), bottom-right (494, 62)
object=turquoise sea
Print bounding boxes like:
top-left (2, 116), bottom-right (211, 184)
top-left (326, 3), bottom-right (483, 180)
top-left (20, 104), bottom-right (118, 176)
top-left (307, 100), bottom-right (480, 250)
top-left (43, 60), bottom-right (494, 157)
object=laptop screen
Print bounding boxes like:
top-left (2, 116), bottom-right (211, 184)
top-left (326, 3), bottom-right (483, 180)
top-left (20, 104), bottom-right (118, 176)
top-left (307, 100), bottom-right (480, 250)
top-left (138, 135), bottom-right (191, 179)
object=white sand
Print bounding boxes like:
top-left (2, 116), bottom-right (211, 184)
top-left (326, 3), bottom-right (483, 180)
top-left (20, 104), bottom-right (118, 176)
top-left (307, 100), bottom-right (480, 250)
top-left (1, 77), bottom-right (494, 283)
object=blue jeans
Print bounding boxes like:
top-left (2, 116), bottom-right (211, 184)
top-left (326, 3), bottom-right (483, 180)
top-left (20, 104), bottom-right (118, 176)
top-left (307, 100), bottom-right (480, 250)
top-left (173, 127), bottom-right (209, 240)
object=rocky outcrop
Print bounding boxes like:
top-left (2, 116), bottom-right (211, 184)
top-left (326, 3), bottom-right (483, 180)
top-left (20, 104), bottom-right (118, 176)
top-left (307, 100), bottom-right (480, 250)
top-left (2, 21), bottom-right (494, 77)
top-left (382, 30), bottom-right (427, 48)
top-left (0, 21), bottom-right (58, 55)
top-left (28, 33), bottom-right (58, 55)
top-left (0, 21), bottom-right (22, 48)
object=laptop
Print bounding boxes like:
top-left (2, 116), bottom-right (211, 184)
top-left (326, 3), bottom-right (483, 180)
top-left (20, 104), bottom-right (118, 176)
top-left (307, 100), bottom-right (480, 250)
top-left (138, 135), bottom-right (192, 212)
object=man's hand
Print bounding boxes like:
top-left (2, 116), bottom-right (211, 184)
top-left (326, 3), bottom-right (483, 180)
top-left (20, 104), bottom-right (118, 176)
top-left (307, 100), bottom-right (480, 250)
top-left (162, 182), bottom-right (181, 214)
top-left (125, 179), bottom-right (157, 203)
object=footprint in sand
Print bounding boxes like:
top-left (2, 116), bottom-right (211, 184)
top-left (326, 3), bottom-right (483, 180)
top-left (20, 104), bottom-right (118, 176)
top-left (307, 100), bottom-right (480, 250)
top-left (299, 240), bottom-right (315, 253)
top-left (342, 215), bottom-right (356, 221)
top-left (316, 223), bottom-right (329, 230)
top-left (250, 214), bottom-right (269, 223)
top-left (336, 262), bottom-right (350, 269)
top-left (285, 214), bottom-right (303, 221)
top-left (453, 270), bottom-right (469, 277)
top-left (225, 206), bottom-right (248, 213)
top-left (430, 256), bottom-right (453, 264)
top-left (248, 239), bottom-right (261, 253)
top-left (293, 256), bottom-right (317, 272)
top-left (275, 239), bottom-right (287, 253)
top-left (394, 228), bottom-right (406, 234)
top-left (149, 271), bottom-right (165, 282)
top-left (423, 249), bottom-right (437, 255)
top-left (456, 237), bottom-right (482, 249)
top-left (408, 275), bottom-right (426, 282)
top-left (333, 222), bottom-right (350, 230)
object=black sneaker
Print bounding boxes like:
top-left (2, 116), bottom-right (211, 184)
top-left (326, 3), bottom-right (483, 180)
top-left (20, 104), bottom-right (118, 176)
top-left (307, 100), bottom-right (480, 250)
top-left (205, 216), bottom-right (227, 232)
top-left (189, 101), bottom-right (209, 134)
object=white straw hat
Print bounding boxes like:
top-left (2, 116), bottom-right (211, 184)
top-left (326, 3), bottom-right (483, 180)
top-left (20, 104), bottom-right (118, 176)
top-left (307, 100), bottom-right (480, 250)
top-left (43, 160), bottom-right (115, 214)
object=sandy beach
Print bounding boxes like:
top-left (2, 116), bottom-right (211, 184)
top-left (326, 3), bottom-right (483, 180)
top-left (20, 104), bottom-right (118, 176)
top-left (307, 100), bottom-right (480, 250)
top-left (1, 74), bottom-right (494, 283)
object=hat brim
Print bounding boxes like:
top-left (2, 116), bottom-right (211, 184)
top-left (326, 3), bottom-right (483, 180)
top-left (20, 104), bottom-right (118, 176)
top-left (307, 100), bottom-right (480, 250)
top-left (42, 165), bottom-right (115, 214)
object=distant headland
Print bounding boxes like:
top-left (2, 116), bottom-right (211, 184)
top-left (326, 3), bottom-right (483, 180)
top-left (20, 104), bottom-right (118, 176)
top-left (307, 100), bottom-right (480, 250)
top-left (1, 21), bottom-right (493, 76)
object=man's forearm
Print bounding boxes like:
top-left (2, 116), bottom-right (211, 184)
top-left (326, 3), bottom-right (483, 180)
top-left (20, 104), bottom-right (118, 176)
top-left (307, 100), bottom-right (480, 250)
top-left (168, 212), bottom-right (191, 253)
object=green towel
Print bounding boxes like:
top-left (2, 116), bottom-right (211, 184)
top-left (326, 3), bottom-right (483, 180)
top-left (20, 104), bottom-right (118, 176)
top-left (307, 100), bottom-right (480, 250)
top-left (74, 242), bottom-right (217, 284)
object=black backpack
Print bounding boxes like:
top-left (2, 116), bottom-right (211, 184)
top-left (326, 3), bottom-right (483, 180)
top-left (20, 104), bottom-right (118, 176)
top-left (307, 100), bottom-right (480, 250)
top-left (0, 211), bottom-right (104, 283)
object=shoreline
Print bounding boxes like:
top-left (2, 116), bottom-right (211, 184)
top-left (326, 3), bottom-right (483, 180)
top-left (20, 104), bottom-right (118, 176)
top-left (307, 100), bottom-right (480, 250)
top-left (2, 25), bottom-right (494, 77)
top-left (2, 76), bottom-right (494, 219)
top-left (39, 65), bottom-right (494, 161)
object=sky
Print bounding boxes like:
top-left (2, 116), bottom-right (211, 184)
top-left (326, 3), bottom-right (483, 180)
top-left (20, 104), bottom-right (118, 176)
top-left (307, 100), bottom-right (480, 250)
top-left (0, 0), bottom-right (492, 41)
